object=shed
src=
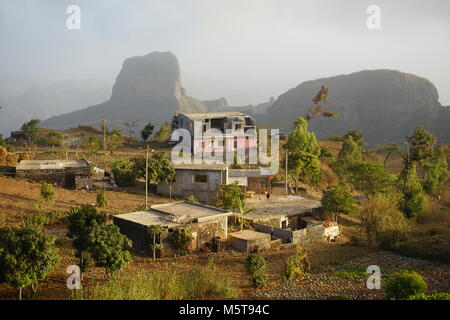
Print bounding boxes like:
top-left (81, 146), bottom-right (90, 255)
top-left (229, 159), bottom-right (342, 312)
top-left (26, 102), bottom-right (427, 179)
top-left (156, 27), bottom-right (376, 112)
top-left (230, 230), bottom-right (271, 253)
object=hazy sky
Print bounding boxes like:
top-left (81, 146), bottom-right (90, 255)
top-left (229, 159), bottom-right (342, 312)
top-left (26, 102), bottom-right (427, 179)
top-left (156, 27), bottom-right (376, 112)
top-left (1, 0), bottom-right (449, 105)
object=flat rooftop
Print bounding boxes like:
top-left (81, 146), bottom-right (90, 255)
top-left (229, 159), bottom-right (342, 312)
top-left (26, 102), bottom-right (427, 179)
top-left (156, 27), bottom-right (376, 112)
top-left (180, 112), bottom-right (250, 120)
top-left (246, 195), bottom-right (321, 220)
top-left (16, 159), bottom-right (89, 171)
top-left (174, 163), bottom-right (229, 171)
top-left (230, 230), bottom-right (270, 241)
top-left (114, 201), bottom-right (232, 226)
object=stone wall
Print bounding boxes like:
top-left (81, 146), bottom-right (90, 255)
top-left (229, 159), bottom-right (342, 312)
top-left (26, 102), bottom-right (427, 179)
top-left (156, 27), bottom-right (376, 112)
top-left (253, 222), bottom-right (340, 244)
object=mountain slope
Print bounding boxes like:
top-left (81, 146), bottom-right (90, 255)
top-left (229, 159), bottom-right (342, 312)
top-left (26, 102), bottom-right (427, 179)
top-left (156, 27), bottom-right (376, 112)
top-left (266, 70), bottom-right (450, 146)
top-left (41, 52), bottom-right (209, 133)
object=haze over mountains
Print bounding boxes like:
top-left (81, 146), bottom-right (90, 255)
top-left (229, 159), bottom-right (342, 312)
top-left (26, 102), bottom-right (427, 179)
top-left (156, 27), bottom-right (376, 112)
top-left (0, 78), bottom-right (110, 136)
top-left (38, 51), bottom-right (450, 147)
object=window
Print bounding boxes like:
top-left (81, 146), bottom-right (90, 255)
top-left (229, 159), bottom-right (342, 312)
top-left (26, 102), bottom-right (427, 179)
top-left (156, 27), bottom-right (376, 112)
top-left (234, 123), bottom-right (242, 130)
top-left (193, 174), bottom-right (208, 183)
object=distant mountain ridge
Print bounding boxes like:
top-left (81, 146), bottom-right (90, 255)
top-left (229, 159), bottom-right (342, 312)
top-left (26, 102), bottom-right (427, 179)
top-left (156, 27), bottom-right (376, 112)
top-left (42, 52), bottom-right (226, 133)
top-left (263, 69), bottom-right (450, 146)
top-left (38, 52), bottom-right (449, 146)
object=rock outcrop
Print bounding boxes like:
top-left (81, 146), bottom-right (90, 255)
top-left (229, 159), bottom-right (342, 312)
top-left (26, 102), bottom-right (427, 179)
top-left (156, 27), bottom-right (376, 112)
top-left (265, 70), bottom-right (450, 146)
top-left (42, 51), bottom-right (209, 133)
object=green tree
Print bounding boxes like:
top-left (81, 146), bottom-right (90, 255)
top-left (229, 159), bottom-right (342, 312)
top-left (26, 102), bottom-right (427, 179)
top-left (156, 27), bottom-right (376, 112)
top-left (170, 113), bottom-right (179, 131)
top-left (141, 121), bottom-right (154, 141)
top-left (86, 224), bottom-right (132, 277)
top-left (337, 135), bottom-right (363, 163)
top-left (246, 253), bottom-right (267, 288)
top-left (342, 130), bottom-right (367, 147)
top-left (217, 183), bottom-right (245, 212)
top-left (398, 163), bottom-right (425, 218)
top-left (107, 128), bottom-right (124, 152)
top-left (236, 197), bottom-right (255, 231)
top-left (285, 117), bottom-right (322, 187)
top-left (322, 184), bottom-right (357, 221)
top-left (67, 205), bottom-right (107, 274)
top-left (153, 122), bottom-right (171, 142)
top-left (96, 189), bottom-right (108, 208)
top-left (21, 119), bottom-right (41, 142)
top-left (346, 161), bottom-right (394, 195)
top-left (407, 126), bottom-right (436, 165)
top-left (0, 227), bottom-right (60, 300)
top-left (83, 135), bottom-right (100, 153)
top-left (112, 159), bottom-right (137, 187)
top-left (40, 183), bottom-right (55, 204)
top-left (422, 148), bottom-right (449, 198)
top-left (385, 271), bottom-right (427, 300)
top-left (148, 225), bottom-right (165, 259)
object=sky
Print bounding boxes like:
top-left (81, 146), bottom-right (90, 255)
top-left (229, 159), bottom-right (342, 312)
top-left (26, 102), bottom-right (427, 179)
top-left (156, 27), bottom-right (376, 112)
top-left (1, 0), bottom-right (449, 105)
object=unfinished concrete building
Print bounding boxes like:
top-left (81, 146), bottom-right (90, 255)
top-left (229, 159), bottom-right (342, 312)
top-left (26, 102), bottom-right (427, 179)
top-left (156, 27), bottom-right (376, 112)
top-left (157, 164), bottom-right (229, 202)
top-left (174, 112), bottom-right (257, 155)
top-left (16, 159), bottom-right (92, 190)
top-left (113, 201), bottom-right (232, 256)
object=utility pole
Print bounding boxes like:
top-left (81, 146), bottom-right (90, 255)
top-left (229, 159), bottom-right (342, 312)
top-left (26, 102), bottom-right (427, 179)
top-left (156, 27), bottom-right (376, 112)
top-left (285, 150), bottom-right (289, 196)
top-left (145, 144), bottom-right (149, 210)
top-left (102, 116), bottom-right (108, 153)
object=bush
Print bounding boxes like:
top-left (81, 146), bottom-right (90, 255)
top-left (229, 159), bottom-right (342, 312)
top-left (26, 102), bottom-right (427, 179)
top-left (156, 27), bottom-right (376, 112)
top-left (284, 245), bottom-right (309, 281)
top-left (385, 271), bottom-right (427, 300)
top-left (96, 189), bottom-right (108, 208)
top-left (359, 193), bottom-right (410, 248)
top-left (170, 229), bottom-right (193, 255)
top-left (408, 292), bottom-right (450, 300)
top-left (246, 253), bottom-right (267, 288)
top-left (40, 183), bottom-right (55, 203)
top-left (319, 147), bottom-right (334, 158)
top-left (112, 160), bottom-right (136, 187)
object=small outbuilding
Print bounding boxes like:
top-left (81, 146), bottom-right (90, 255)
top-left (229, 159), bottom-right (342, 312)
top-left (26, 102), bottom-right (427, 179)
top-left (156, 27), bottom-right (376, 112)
top-left (16, 159), bottom-right (92, 190)
top-left (113, 201), bottom-right (232, 256)
top-left (230, 230), bottom-right (271, 253)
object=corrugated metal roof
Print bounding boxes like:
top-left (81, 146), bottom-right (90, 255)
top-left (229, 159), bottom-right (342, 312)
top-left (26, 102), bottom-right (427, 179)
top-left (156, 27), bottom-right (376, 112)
top-left (16, 159), bottom-right (90, 171)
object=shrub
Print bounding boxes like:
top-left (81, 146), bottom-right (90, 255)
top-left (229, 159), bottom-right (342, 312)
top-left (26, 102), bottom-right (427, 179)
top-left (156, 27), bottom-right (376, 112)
top-left (284, 245), bottom-right (310, 281)
top-left (385, 270), bottom-right (427, 300)
top-left (246, 253), bottom-right (267, 288)
top-left (408, 292), bottom-right (450, 300)
top-left (359, 194), bottom-right (410, 248)
top-left (40, 183), bottom-right (55, 203)
top-left (96, 189), bottom-right (108, 208)
top-left (112, 160), bottom-right (136, 187)
top-left (319, 147), bottom-right (334, 158)
top-left (185, 195), bottom-right (200, 204)
top-left (170, 229), bottom-right (193, 255)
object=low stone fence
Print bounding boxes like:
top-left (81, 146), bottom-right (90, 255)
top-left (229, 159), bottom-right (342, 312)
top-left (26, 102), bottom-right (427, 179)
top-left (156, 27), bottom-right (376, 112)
top-left (253, 222), bottom-right (340, 244)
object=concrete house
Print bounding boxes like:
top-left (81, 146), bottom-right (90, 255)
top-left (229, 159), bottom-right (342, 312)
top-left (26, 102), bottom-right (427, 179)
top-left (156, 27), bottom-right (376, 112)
top-left (16, 159), bottom-right (93, 190)
top-left (113, 201), bottom-right (232, 256)
top-left (174, 112), bottom-right (257, 155)
top-left (157, 164), bottom-right (229, 202)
